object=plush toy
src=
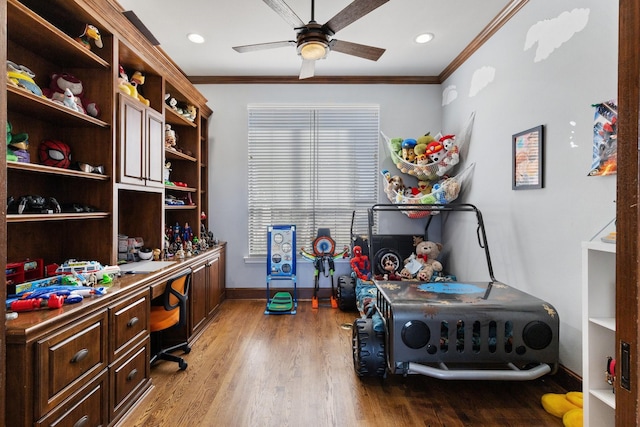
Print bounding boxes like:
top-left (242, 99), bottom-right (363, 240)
top-left (381, 169), bottom-right (406, 200)
top-left (165, 124), bottom-right (177, 150)
top-left (425, 140), bottom-right (446, 164)
top-left (130, 71), bottom-right (150, 106)
top-left (350, 245), bottom-right (370, 281)
top-left (541, 392), bottom-right (583, 427)
top-left (165, 93), bottom-right (178, 110)
top-left (401, 138), bottom-right (417, 163)
top-left (415, 133), bottom-right (435, 162)
top-left (410, 240), bottom-right (443, 272)
top-left (376, 256), bottom-right (402, 281)
top-left (44, 72), bottom-right (100, 117)
top-left (6, 122), bottom-right (29, 163)
top-left (185, 104), bottom-right (197, 121)
top-left (6, 122), bottom-right (18, 162)
top-left (7, 61), bottom-right (45, 97)
top-left (76, 24), bottom-right (103, 51)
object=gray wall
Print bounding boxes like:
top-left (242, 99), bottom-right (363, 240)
top-left (440, 0), bottom-right (617, 375)
top-left (199, 84), bottom-right (442, 288)
top-left (197, 0), bottom-right (617, 376)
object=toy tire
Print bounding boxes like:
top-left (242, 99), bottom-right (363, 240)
top-left (373, 248), bottom-right (402, 276)
top-left (337, 275), bottom-right (357, 312)
top-left (352, 317), bottom-right (386, 377)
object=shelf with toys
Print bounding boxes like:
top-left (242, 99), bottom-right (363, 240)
top-left (380, 112), bottom-right (476, 218)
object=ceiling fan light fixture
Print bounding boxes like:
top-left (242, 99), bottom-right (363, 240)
top-left (187, 33), bottom-right (205, 44)
top-left (415, 33), bottom-right (434, 44)
top-left (299, 41), bottom-right (328, 60)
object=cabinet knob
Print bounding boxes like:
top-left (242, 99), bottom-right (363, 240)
top-left (127, 317), bottom-right (139, 328)
top-left (127, 368), bottom-right (139, 381)
top-left (70, 348), bottom-right (89, 364)
top-left (73, 415), bottom-right (90, 427)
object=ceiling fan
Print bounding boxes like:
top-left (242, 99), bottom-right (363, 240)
top-left (232, 0), bottom-right (390, 79)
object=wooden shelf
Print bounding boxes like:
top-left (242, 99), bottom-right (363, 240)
top-left (165, 205), bottom-right (197, 211)
top-left (7, 212), bottom-right (110, 223)
top-left (165, 185), bottom-right (197, 193)
top-left (7, 0), bottom-right (110, 69)
top-left (8, 161), bottom-right (110, 180)
top-left (165, 107), bottom-right (197, 127)
top-left (7, 85), bottom-right (110, 127)
top-left (165, 148), bottom-right (197, 162)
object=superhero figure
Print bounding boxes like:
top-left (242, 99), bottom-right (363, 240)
top-left (350, 245), bottom-right (371, 281)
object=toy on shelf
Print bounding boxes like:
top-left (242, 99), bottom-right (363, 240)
top-left (165, 124), bottom-right (177, 150)
top-left (6, 122), bottom-right (29, 162)
top-left (43, 72), bottom-right (100, 117)
top-left (75, 24), bottom-right (103, 51)
top-left (7, 61), bottom-right (45, 97)
top-left (39, 139), bottom-right (72, 169)
top-left (117, 65), bottom-right (150, 106)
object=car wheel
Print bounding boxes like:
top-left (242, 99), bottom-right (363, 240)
top-left (352, 317), bottom-right (386, 377)
top-left (337, 275), bottom-right (357, 311)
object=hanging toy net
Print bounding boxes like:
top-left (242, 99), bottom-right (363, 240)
top-left (382, 163), bottom-right (476, 218)
top-left (381, 111), bottom-right (476, 182)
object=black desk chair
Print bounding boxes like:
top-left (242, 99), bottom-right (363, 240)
top-left (150, 268), bottom-right (192, 370)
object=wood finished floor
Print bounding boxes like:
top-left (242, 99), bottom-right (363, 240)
top-left (121, 299), bottom-right (567, 427)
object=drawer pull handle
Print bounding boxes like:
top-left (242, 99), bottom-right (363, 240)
top-left (127, 317), bottom-right (139, 327)
top-left (73, 415), bottom-right (89, 427)
top-left (127, 368), bottom-right (138, 381)
top-left (70, 348), bottom-right (89, 364)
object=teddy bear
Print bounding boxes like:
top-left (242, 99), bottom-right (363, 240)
top-left (165, 124), bottom-right (177, 150)
top-left (398, 241), bottom-right (444, 280)
top-left (44, 72), bottom-right (100, 117)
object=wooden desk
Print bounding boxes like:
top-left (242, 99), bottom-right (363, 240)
top-left (4, 244), bottom-right (225, 427)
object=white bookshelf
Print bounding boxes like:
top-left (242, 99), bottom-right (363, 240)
top-left (582, 240), bottom-right (616, 426)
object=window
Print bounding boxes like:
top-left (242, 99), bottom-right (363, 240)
top-left (247, 104), bottom-right (379, 257)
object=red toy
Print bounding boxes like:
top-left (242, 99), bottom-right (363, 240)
top-left (350, 245), bottom-right (371, 281)
top-left (10, 294), bottom-right (64, 312)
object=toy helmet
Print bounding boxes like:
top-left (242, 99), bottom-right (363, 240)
top-left (39, 139), bottom-right (71, 169)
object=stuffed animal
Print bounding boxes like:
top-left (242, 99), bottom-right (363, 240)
top-left (44, 72), bottom-right (100, 117)
top-left (415, 133), bottom-right (435, 162)
top-left (165, 93), bottom-right (178, 110)
top-left (76, 24), bottom-right (103, 51)
top-left (350, 245), bottom-right (370, 281)
top-left (130, 71), bottom-right (150, 106)
top-left (541, 392), bottom-right (583, 427)
top-left (6, 122), bottom-right (18, 162)
top-left (7, 61), bottom-right (45, 97)
top-left (401, 138), bottom-right (417, 163)
top-left (165, 124), bottom-right (177, 149)
top-left (410, 240), bottom-right (443, 272)
top-left (377, 257), bottom-right (402, 281)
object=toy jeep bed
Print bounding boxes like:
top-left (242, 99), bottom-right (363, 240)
top-left (349, 204), bottom-right (559, 380)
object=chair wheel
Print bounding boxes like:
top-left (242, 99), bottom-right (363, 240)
top-left (184, 346), bottom-right (191, 354)
top-left (179, 360), bottom-right (188, 370)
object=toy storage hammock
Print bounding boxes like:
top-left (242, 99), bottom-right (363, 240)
top-left (381, 111), bottom-right (475, 182)
top-left (382, 163), bottom-right (475, 218)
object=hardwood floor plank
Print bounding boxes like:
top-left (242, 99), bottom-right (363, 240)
top-left (120, 300), bottom-right (567, 426)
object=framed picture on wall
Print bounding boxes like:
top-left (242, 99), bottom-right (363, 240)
top-left (512, 125), bottom-right (544, 190)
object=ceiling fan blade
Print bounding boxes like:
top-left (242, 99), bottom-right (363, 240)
top-left (299, 59), bottom-right (315, 79)
top-left (329, 39), bottom-right (385, 61)
top-left (233, 40), bottom-right (296, 53)
top-left (323, 0), bottom-right (389, 34)
top-left (263, 0), bottom-right (305, 28)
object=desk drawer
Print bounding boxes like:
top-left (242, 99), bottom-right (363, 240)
top-left (35, 370), bottom-right (108, 427)
top-left (110, 288), bottom-right (150, 361)
top-left (110, 341), bottom-right (150, 421)
top-left (36, 310), bottom-right (108, 417)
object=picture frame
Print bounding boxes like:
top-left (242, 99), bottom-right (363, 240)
top-left (512, 125), bottom-right (544, 190)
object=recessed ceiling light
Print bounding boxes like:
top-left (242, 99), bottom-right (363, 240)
top-left (415, 33), bottom-right (434, 44)
top-left (187, 33), bottom-right (205, 44)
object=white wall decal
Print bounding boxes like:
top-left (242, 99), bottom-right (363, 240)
top-left (442, 85), bottom-right (458, 106)
top-left (469, 66), bottom-right (496, 97)
top-left (524, 8), bottom-right (590, 62)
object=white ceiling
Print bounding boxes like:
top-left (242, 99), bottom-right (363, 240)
top-left (115, 0), bottom-right (511, 78)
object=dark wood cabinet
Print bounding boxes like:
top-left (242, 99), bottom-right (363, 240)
top-left (118, 94), bottom-right (164, 188)
top-left (190, 245), bottom-right (226, 340)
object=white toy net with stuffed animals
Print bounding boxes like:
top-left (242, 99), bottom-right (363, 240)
top-left (382, 163), bottom-right (476, 218)
top-left (381, 111), bottom-right (476, 182)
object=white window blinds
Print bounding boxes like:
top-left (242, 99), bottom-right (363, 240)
top-left (247, 104), bottom-right (379, 257)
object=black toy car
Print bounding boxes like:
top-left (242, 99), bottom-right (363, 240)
top-left (347, 204), bottom-right (560, 380)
